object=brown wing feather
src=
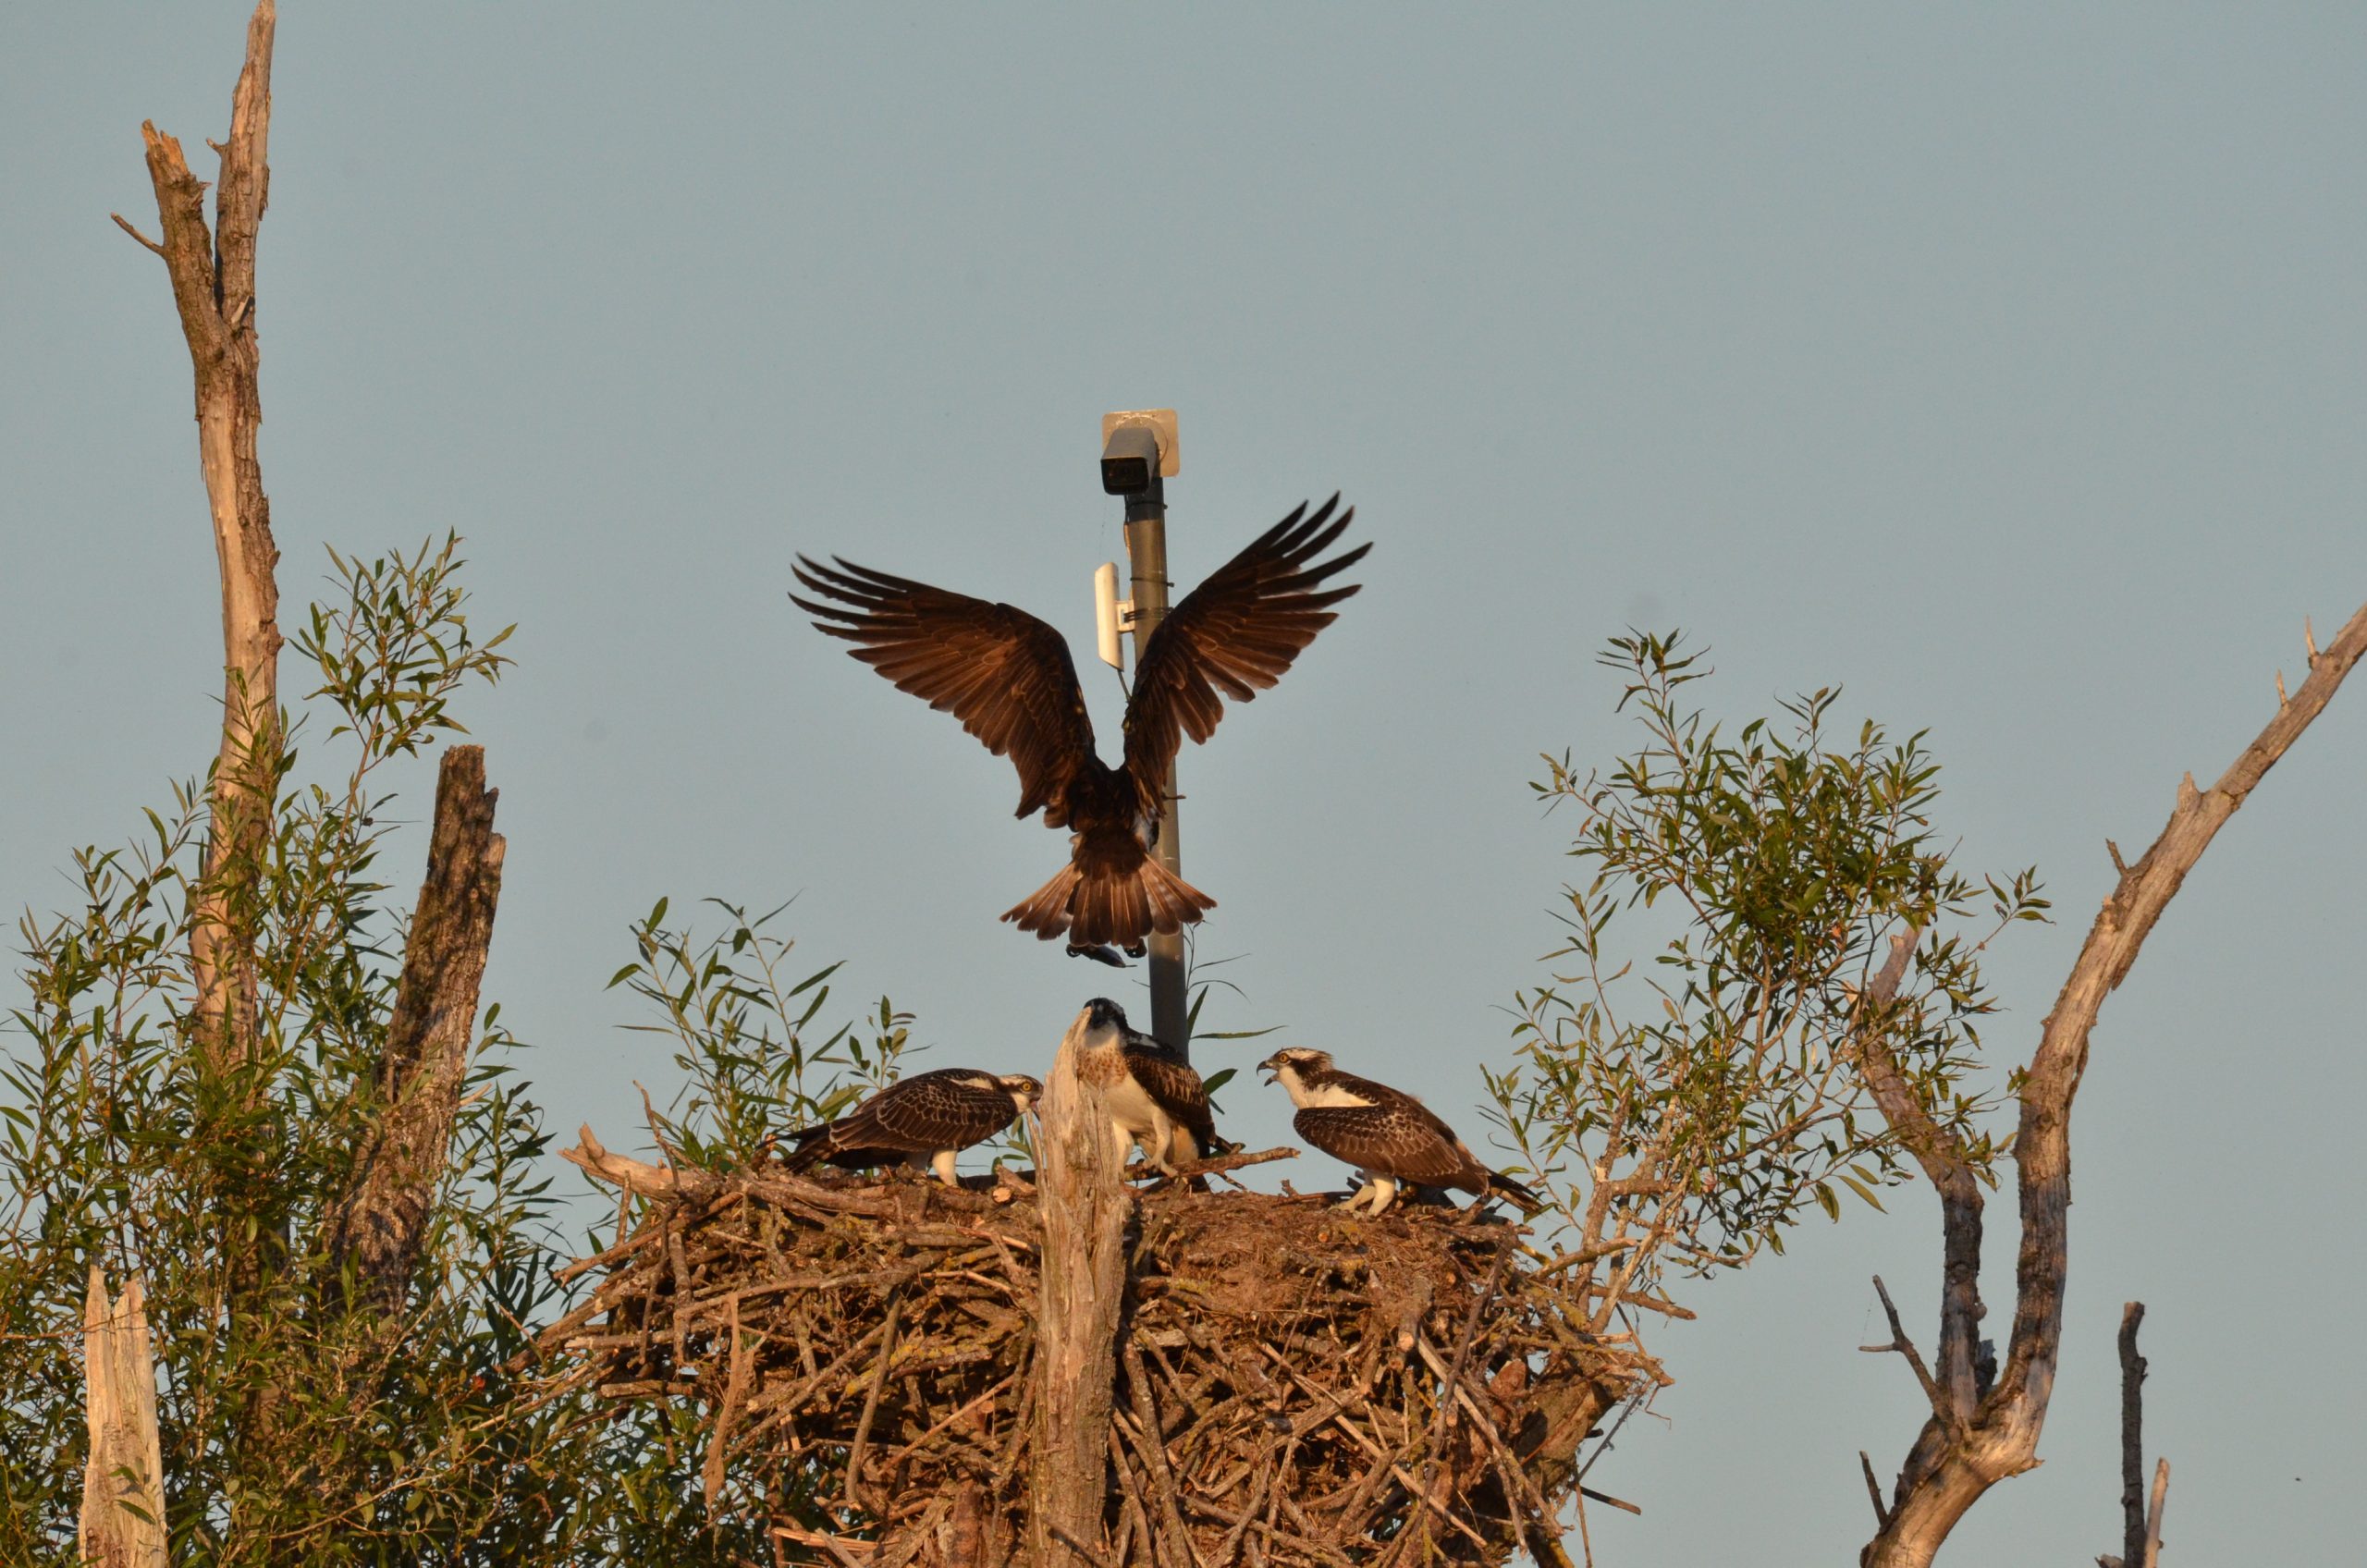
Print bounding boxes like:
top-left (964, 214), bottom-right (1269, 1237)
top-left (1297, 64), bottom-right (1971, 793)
top-left (1122, 1047), bottom-right (1224, 1154)
top-left (1122, 497), bottom-right (1369, 809)
top-left (792, 558), bottom-right (1097, 825)
top-left (1294, 1104), bottom-right (1484, 1190)
top-left (803, 1068), bottom-right (1015, 1159)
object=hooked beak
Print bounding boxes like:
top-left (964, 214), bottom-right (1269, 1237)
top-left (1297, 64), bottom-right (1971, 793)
top-left (1257, 1050), bottom-right (1284, 1083)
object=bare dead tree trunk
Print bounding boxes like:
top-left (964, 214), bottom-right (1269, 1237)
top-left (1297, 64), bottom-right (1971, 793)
top-left (115, 0), bottom-right (282, 1073)
top-left (79, 1269), bottom-right (166, 1568)
top-left (326, 744), bottom-right (507, 1313)
top-left (1028, 1009), bottom-right (1131, 1566)
top-left (1859, 604), bottom-right (2367, 1567)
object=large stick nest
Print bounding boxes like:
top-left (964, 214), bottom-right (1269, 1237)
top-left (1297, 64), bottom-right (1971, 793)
top-left (540, 1154), bottom-right (1656, 1567)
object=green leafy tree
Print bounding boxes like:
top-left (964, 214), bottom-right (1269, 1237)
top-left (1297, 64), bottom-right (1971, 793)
top-left (1487, 632), bottom-right (2048, 1362)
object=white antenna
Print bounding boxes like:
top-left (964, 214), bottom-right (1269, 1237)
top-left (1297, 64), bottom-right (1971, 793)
top-left (1093, 561), bottom-right (1131, 670)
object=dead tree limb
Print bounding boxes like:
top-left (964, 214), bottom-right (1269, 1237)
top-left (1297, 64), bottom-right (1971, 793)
top-left (326, 744), bottom-right (506, 1313)
top-left (1028, 1008), bottom-right (1131, 1566)
top-left (123, 0), bottom-right (282, 1071)
top-left (2098, 1304), bottom-right (2169, 1568)
top-left (2116, 1303), bottom-right (2149, 1568)
top-left (1862, 602), bottom-right (2367, 1568)
top-left (78, 1269), bottom-right (167, 1568)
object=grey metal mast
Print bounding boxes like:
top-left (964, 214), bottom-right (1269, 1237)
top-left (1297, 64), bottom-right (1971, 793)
top-left (1098, 410), bottom-right (1188, 1058)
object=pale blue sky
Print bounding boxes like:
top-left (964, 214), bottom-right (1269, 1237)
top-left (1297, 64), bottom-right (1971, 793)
top-left (6, 5), bottom-right (2363, 1562)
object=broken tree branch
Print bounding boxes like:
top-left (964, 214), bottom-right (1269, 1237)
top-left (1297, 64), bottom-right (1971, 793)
top-left (136, 0), bottom-right (282, 1072)
top-left (1863, 598), bottom-right (2367, 1568)
top-left (78, 1270), bottom-right (166, 1568)
top-left (325, 744), bottom-right (506, 1314)
top-left (2117, 1303), bottom-right (2149, 1568)
top-left (564, 1129), bottom-right (676, 1196)
top-left (1029, 1008), bottom-right (1131, 1565)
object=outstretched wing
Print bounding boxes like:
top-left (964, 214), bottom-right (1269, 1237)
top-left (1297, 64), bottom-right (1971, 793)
top-left (792, 558), bottom-right (1098, 824)
top-left (1122, 496), bottom-right (1368, 807)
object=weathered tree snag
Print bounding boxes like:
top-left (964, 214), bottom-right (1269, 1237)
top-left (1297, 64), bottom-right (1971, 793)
top-left (79, 1269), bottom-right (166, 1568)
top-left (1027, 1007), bottom-right (1131, 1566)
top-left (2114, 1304), bottom-right (2149, 1568)
top-left (2097, 1303), bottom-right (2169, 1568)
top-left (327, 744), bottom-right (506, 1314)
top-left (117, 0), bottom-right (282, 1072)
top-left (1860, 602), bottom-right (2367, 1568)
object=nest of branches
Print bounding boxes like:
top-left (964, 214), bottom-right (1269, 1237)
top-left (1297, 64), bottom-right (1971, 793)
top-left (540, 1150), bottom-right (1656, 1568)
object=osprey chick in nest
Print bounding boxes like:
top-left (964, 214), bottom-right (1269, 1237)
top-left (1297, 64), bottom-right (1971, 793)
top-left (779, 1068), bottom-right (1040, 1188)
top-left (1072, 997), bottom-right (1232, 1175)
top-left (791, 498), bottom-right (1367, 953)
top-left (1259, 1047), bottom-right (1541, 1217)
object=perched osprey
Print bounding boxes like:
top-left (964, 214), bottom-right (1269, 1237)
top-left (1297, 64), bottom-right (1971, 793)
top-left (779, 1068), bottom-right (1041, 1188)
top-left (1258, 1047), bottom-right (1541, 1217)
top-left (791, 498), bottom-right (1368, 953)
top-left (1072, 997), bottom-right (1230, 1175)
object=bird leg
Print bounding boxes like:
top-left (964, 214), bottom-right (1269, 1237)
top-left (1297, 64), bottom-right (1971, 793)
top-left (930, 1148), bottom-right (963, 1189)
top-left (1341, 1176), bottom-right (1380, 1212)
top-left (1364, 1177), bottom-right (1402, 1217)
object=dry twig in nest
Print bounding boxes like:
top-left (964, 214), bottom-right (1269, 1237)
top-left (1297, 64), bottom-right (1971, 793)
top-left (541, 1149), bottom-right (1656, 1567)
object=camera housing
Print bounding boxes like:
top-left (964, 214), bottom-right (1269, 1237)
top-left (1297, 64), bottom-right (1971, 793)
top-left (1098, 409), bottom-right (1179, 496)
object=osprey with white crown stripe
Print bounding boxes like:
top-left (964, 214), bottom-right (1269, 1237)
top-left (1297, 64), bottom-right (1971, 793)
top-left (791, 498), bottom-right (1368, 954)
top-left (1258, 1047), bottom-right (1542, 1217)
top-left (779, 1068), bottom-right (1041, 1189)
top-left (1071, 997), bottom-right (1233, 1175)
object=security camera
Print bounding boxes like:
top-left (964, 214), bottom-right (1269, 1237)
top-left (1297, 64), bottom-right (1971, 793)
top-left (1098, 409), bottom-right (1179, 496)
top-left (1100, 423), bottom-right (1160, 495)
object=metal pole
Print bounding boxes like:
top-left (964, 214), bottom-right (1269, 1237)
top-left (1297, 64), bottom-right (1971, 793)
top-left (1122, 479), bottom-right (1191, 1059)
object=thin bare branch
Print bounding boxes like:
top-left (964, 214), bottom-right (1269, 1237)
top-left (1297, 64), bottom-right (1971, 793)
top-left (1859, 1451), bottom-right (1890, 1528)
top-left (1860, 1276), bottom-right (1956, 1432)
top-left (108, 212), bottom-right (166, 257)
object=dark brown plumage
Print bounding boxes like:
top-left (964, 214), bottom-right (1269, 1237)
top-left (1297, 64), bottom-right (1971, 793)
top-left (791, 498), bottom-right (1367, 949)
top-left (1072, 997), bottom-right (1233, 1174)
top-left (780, 1068), bottom-right (1040, 1188)
top-left (1258, 1047), bottom-right (1542, 1216)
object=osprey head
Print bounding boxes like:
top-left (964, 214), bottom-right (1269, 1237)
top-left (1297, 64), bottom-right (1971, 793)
top-left (998, 1073), bottom-right (1044, 1114)
top-left (1258, 1046), bottom-right (1334, 1085)
top-left (1080, 997), bottom-right (1131, 1041)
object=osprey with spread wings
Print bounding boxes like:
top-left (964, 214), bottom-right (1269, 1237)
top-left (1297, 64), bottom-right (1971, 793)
top-left (791, 497), bottom-right (1367, 951)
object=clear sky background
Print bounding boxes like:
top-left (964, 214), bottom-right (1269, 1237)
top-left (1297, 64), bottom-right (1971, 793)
top-left (6, 5), bottom-right (2362, 1562)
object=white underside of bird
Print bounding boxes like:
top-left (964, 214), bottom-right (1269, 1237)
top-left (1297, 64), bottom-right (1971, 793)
top-left (1268, 1062), bottom-right (1413, 1212)
top-left (1104, 1071), bottom-right (1195, 1172)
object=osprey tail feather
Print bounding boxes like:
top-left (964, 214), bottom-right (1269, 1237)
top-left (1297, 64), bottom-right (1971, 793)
top-left (1486, 1170), bottom-right (1546, 1214)
top-left (1001, 846), bottom-right (1216, 947)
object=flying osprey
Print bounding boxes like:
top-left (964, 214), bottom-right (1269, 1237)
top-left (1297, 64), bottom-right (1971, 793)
top-left (1258, 1047), bottom-right (1541, 1217)
top-left (1071, 997), bottom-right (1230, 1175)
top-left (779, 1068), bottom-right (1041, 1188)
top-left (791, 498), bottom-right (1368, 954)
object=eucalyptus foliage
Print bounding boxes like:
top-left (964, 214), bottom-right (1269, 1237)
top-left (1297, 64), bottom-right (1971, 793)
top-left (1488, 632), bottom-right (2049, 1313)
